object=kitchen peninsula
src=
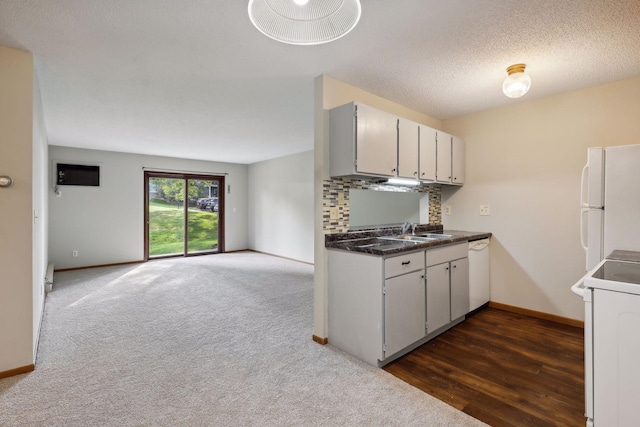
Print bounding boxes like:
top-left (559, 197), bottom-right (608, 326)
top-left (326, 225), bottom-right (491, 366)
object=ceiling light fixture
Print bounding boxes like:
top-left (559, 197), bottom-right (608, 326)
top-left (248, 0), bottom-right (362, 46)
top-left (502, 64), bottom-right (531, 99)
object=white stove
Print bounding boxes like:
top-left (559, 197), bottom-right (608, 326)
top-left (572, 252), bottom-right (640, 427)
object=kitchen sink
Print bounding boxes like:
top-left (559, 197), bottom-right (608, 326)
top-left (380, 234), bottom-right (435, 242)
top-left (353, 233), bottom-right (456, 251)
top-left (416, 233), bottom-right (453, 239)
top-left (355, 239), bottom-right (422, 250)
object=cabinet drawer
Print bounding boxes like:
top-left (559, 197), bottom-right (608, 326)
top-left (385, 251), bottom-right (425, 278)
top-left (426, 243), bottom-right (467, 267)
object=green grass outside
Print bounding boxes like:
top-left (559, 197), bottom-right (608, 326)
top-left (149, 198), bottom-right (218, 256)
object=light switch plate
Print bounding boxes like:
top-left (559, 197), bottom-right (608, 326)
top-left (444, 205), bottom-right (452, 215)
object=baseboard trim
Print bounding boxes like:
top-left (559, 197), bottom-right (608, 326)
top-left (312, 335), bottom-right (328, 345)
top-left (488, 302), bottom-right (584, 328)
top-left (0, 364), bottom-right (34, 379)
top-left (55, 260), bottom-right (144, 272)
top-left (247, 250), bottom-right (314, 266)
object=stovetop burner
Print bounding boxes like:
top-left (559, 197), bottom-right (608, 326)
top-left (592, 260), bottom-right (640, 286)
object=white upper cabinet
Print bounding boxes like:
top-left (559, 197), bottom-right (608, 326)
top-left (435, 131), bottom-right (464, 186)
top-left (356, 104), bottom-right (398, 176)
top-left (397, 118), bottom-right (420, 179)
top-left (419, 125), bottom-right (437, 182)
top-left (329, 102), bottom-right (398, 178)
top-left (399, 120), bottom-right (437, 183)
top-left (452, 136), bottom-right (465, 185)
top-left (436, 131), bottom-right (452, 183)
top-left (329, 101), bottom-right (464, 185)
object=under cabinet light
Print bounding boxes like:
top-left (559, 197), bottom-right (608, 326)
top-left (386, 178), bottom-right (420, 186)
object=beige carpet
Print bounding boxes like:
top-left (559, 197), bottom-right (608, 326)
top-left (0, 252), bottom-right (487, 426)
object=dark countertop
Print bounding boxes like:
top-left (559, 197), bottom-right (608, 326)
top-left (325, 225), bottom-right (491, 256)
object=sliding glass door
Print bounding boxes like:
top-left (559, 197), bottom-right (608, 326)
top-left (145, 172), bottom-right (224, 259)
top-left (187, 178), bottom-right (220, 254)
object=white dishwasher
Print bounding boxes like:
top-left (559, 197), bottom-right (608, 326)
top-left (468, 238), bottom-right (490, 312)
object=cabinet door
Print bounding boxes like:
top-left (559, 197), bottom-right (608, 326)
top-left (452, 136), bottom-right (465, 184)
top-left (426, 263), bottom-right (450, 333)
top-left (450, 258), bottom-right (469, 320)
top-left (384, 270), bottom-right (426, 357)
top-left (436, 131), bottom-right (452, 183)
top-left (419, 125), bottom-right (437, 181)
top-left (356, 104), bottom-right (398, 177)
top-left (397, 119), bottom-right (419, 179)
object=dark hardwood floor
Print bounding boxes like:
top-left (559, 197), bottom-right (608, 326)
top-left (384, 307), bottom-right (585, 427)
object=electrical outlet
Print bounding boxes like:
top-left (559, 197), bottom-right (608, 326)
top-left (445, 205), bottom-right (452, 215)
top-left (72, 250), bottom-right (78, 257)
top-left (479, 205), bottom-right (490, 216)
top-left (330, 207), bottom-right (340, 220)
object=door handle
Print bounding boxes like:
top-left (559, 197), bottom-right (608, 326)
top-left (580, 163), bottom-right (589, 208)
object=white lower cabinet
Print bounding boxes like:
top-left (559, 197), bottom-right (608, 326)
top-left (328, 242), bottom-right (470, 367)
top-left (426, 243), bottom-right (469, 333)
top-left (384, 269), bottom-right (426, 357)
top-left (450, 258), bottom-right (470, 319)
top-left (426, 263), bottom-right (450, 333)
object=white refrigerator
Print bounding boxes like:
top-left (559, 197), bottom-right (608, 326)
top-left (575, 143), bottom-right (640, 427)
top-left (580, 144), bottom-right (640, 270)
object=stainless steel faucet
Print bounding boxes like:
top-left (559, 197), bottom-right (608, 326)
top-left (401, 221), bottom-right (412, 235)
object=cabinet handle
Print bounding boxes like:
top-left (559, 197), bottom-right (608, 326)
top-left (421, 172), bottom-right (425, 176)
top-left (401, 261), bottom-right (411, 266)
top-left (445, 266), bottom-right (449, 271)
top-left (414, 171), bottom-right (418, 176)
top-left (453, 265), bottom-right (457, 269)
top-left (392, 168), bottom-right (397, 173)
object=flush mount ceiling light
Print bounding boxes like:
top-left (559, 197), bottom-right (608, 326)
top-left (248, 0), bottom-right (362, 45)
top-left (502, 64), bottom-right (532, 98)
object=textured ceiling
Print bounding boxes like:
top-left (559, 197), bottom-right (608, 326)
top-left (1, 0), bottom-right (639, 164)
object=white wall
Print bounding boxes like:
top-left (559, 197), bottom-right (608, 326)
top-left (247, 150), bottom-right (313, 264)
top-left (0, 46), bottom-right (39, 373)
top-left (32, 62), bottom-right (48, 355)
top-left (49, 146), bottom-right (248, 269)
top-left (443, 76), bottom-right (640, 321)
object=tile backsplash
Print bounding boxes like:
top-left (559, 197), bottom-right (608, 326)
top-left (323, 177), bottom-right (442, 233)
